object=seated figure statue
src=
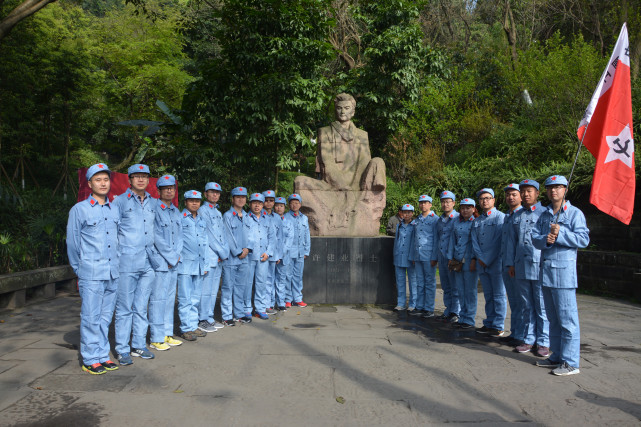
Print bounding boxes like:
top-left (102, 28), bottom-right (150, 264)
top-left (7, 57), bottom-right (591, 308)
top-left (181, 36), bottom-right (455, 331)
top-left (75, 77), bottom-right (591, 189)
top-left (294, 93), bottom-right (386, 236)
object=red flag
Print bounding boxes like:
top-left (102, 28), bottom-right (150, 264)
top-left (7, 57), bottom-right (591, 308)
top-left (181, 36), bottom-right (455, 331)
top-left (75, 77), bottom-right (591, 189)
top-left (77, 168), bottom-right (179, 207)
top-left (578, 23), bottom-right (635, 225)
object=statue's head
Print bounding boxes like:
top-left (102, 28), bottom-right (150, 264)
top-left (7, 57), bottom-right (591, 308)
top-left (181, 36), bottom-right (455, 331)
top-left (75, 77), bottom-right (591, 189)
top-left (334, 93), bottom-right (356, 123)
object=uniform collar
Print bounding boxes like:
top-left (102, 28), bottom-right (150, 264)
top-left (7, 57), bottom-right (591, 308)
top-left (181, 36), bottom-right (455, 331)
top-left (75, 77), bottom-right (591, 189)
top-left (289, 211), bottom-right (300, 218)
top-left (527, 202), bottom-right (543, 212)
top-left (442, 210), bottom-right (457, 219)
top-left (159, 200), bottom-right (174, 210)
top-left (482, 209), bottom-right (494, 217)
top-left (87, 195), bottom-right (109, 207)
top-left (181, 209), bottom-right (197, 219)
top-left (546, 200), bottom-right (572, 214)
top-left (508, 205), bottom-right (523, 215)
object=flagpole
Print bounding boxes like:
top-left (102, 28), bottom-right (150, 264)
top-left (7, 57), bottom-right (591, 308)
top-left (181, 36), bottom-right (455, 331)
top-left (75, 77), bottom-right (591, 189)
top-left (553, 122), bottom-right (589, 224)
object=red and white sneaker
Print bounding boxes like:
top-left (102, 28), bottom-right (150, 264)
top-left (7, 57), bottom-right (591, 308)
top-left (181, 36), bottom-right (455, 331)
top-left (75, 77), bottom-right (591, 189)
top-left (285, 302), bottom-right (292, 308)
top-left (293, 301), bottom-right (308, 308)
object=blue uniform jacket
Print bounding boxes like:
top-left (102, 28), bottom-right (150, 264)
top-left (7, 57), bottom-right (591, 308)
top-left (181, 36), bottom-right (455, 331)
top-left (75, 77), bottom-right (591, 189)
top-left (431, 211), bottom-right (459, 261)
top-left (199, 202), bottom-right (230, 267)
top-left (263, 211), bottom-right (283, 261)
top-left (223, 208), bottom-right (250, 265)
top-left (393, 221), bottom-right (414, 268)
top-left (66, 195), bottom-right (120, 280)
top-left (177, 210), bottom-right (210, 275)
top-left (506, 202), bottom-right (544, 280)
top-left (532, 201), bottom-right (589, 289)
top-left (410, 211), bottom-right (438, 262)
top-left (447, 216), bottom-right (475, 263)
top-left (245, 211), bottom-right (275, 261)
top-left (283, 211), bottom-right (310, 259)
top-left (471, 208), bottom-right (505, 267)
top-left (113, 189), bottom-right (158, 272)
top-left (152, 200), bottom-right (184, 272)
top-left (500, 206), bottom-right (522, 268)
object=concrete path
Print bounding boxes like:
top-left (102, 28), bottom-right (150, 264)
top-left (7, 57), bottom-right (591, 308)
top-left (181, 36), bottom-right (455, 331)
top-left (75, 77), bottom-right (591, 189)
top-left (1, 289), bottom-right (640, 426)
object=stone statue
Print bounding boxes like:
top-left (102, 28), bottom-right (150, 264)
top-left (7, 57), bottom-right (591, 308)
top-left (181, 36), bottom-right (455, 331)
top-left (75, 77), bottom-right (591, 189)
top-left (294, 93), bottom-right (386, 236)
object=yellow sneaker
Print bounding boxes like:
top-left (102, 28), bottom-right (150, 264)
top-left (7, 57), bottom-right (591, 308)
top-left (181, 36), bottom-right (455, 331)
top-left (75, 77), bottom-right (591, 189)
top-left (164, 336), bottom-right (183, 346)
top-left (150, 342), bottom-right (170, 351)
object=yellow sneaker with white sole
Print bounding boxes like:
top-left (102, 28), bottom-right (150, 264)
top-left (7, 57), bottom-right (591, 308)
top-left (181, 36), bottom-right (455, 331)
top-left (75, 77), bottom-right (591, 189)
top-left (164, 336), bottom-right (183, 346)
top-left (150, 342), bottom-right (170, 351)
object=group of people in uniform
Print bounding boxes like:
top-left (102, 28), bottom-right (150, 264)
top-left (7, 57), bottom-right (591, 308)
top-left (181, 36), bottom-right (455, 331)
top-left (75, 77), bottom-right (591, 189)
top-left (391, 176), bottom-right (590, 376)
top-left (67, 163), bottom-right (311, 375)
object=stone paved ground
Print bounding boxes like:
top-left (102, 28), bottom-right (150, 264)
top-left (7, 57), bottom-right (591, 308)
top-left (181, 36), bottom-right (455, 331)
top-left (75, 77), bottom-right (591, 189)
top-left (1, 289), bottom-right (640, 426)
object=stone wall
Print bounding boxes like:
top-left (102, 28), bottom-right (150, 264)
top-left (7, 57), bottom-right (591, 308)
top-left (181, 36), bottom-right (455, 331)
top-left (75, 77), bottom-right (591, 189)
top-left (577, 250), bottom-right (641, 300)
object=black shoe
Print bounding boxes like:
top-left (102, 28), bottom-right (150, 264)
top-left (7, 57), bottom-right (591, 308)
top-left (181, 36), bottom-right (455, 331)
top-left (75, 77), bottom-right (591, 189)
top-left (421, 311), bottom-right (435, 319)
top-left (447, 313), bottom-right (459, 323)
top-left (459, 323), bottom-right (474, 329)
top-left (239, 316), bottom-right (252, 324)
top-left (82, 363), bottom-right (107, 375)
top-left (476, 326), bottom-right (491, 334)
top-left (222, 319), bottom-right (236, 327)
top-left (277, 306), bottom-right (287, 311)
top-left (101, 360), bottom-right (119, 371)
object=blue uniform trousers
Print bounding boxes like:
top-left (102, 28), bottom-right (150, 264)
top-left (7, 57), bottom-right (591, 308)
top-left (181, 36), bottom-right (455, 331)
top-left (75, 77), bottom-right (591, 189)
top-left (452, 265), bottom-right (478, 326)
top-left (437, 253), bottom-right (459, 316)
top-left (502, 270), bottom-right (524, 340)
top-left (414, 261), bottom-right (436, 312)
top-left (394, 265), bottom-right (416, 308)
top-left (519, 279), bottom-right (549, 347)
top-left (249, 259), bottom-right (270, 313)
top-left (78, 278), bottom-right (118, 365)
top-left (221, 263), bottom-right (249, 320)
top-left (115, 268), bottom-right (155, 354)
top-left (274, 261), bottom-right (288, 307)
top-left (288, 257), bottom-right (305, 303)
top-left (149, 269), bottom-right (178, 342)
top-left (478, 262), bottom-right (507, 330)
top-left (266, 260), bottom-right (277, 308)
top-left (542, 287), bottom-right (580, 368)
top-left (177, 273), bottom-right (203, 333)
top-left (199, 264), bottom-right (222, 323)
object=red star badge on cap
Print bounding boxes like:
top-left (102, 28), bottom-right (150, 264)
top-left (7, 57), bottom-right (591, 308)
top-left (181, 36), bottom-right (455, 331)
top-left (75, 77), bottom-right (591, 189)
top-left (192, 191), bottom-right (197, 195)
top-left (552, 176), bottom-right (557, 181)
top-left (139, 165), bottom-right (144, 170)
top-left (165, 176), bottom-right (169, 180)
top-left (98, 164), bottom-right (104, 169)
top-left (524, 180), bottom-right (529, 183)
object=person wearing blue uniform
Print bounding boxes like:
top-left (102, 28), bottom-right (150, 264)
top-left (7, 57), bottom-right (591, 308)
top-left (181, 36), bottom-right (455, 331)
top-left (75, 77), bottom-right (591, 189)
top-left (410, 195), bottom-right (438, 318)
top-left (431, 191), bottom-right (460, 323)
top-left (472, 188), bottom-right (507, 337)
top-left (532, 175), bottom-right (589, 376)
top-left (177, 190), bottom-right (210, 341)
top-left (261, 190), bottom-right (278, 314)
top-left (498, 183), bottom-right (524, 346)
top-left (393, 204), bottom-right (416, 311)
top-left (66, 163), bottom-right (120, 374)
top-left (283, 194), bottom-right (311, 308)
top-left (245, 193), bottom-right (275, 319)
top-left (198, 182), bottom-right (229, 333)
top-left (149, 175), bottom-right (184, 351)
top-left (508, 179), bottom-right (550, 356)
top-left (112, 164), bottom-right (158, 365)
top-left (222, 187), bottom-right (252, 325)
top-left (447, 198), bottom-right (478, 329)
top-left (273, 197), bottom-right (289, 311)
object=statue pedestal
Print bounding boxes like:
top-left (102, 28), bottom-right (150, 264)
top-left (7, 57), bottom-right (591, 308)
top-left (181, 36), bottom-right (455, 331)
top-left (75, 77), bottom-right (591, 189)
top-left (302, 236), bottom-right (395, 304)
top-left (295, 188), bottom-right (385, 236)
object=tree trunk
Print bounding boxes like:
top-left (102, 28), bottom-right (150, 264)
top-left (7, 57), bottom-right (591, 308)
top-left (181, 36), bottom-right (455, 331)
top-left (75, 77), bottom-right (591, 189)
top-left (0, 0), bottom-right (57, 41)
top-left (503, 0), bottom-right (518, 72)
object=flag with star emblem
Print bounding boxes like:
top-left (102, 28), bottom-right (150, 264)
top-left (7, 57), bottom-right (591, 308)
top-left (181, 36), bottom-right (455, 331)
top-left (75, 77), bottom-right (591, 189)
top-left (578, 23), bottom-right (635, 224)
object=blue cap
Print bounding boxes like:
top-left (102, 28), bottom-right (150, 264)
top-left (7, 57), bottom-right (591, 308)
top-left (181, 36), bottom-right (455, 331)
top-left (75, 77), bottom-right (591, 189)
top-left (418, 195), bottom-right (433, 203)
top-left (205, 182), bottom-right (222, 192)
top-left (477, 188), bottom-right (495, 198)
top-left (128, 164), bottom-right (150, 175)
top-left (504, 183), bottom-right (520, 192)
top-left (262, 190), bottom-right (276, 199)
top-left (288, 193), bottom-right (302, 202)
top-left (231, 187), bottom-right (248, 196)
top-left (460, 198), bottom-right (476, 206)
top-left (440, 191), bottom-right (456, 201)
top-left (401, 204), bottom-right (414, 211)
top-left (184, 190), bottom-right (202, 199)
top-left (544, 175), bottom-right (568, 187)
top-left (249, 192), bottom-right (265, 202)
top-left (519, 179), bottom-right (540, 190)
top-left (157, 174), bottom-right (176, 187)
top-left (86, 163), bottom-right (110, 180)
top-left (275, 197), bottom-right (286, 204)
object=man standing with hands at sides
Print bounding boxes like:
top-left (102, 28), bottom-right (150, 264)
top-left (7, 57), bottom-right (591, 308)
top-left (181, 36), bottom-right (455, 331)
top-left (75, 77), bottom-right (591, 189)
top-left (198, 182), bottom-right (229, 333)
top-left (283, 194), bottom-right (310, 308)
top-left (532, 175), bottom-right (589, 376)
top-left (245, 193), bottom-right (275, 320)
top-left (393, 204), bottom-right (416, 312)
top-left (261, 190), bottom-right (279, 314)
top-left (411, 195), bottom-right (438, 318)
top-left (431, 191), bottom-right (460, 323)
top-left (472, 188), bottom-right (507, 338)
top-left (177, 191), bottom-right (210, 341)
top-left (498, 184), bottom-right (524, 347)
top-left (222, 187), bottom-right (252, 325)
top-left (273, 197), bottom-right (289, 311)
top-left (508, 180), bottom-right (549, 356)
top-left (67, 163), bottom-right (120, 374)
top-left (149, 175), bottom-right (184, 351)
top-left (113, 164), bottom-right (158, 365)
